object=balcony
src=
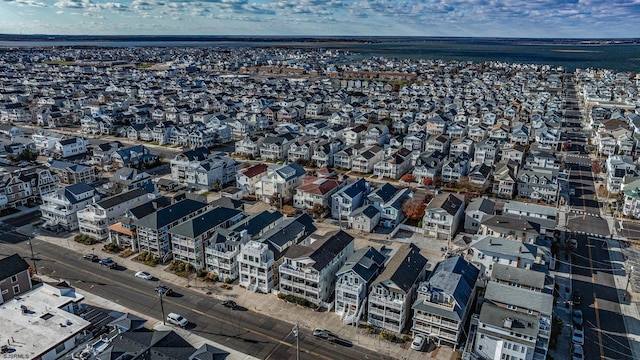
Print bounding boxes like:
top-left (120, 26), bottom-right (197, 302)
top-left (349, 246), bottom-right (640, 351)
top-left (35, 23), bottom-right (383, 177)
top-left (414, 314), bottom-right (459, 330)
top-left (280, 264), bottom-right (319, 282)
top-left (206, 247), bottom-right (238, 260)
top-left (40, 205), bottom-right (73, 216)
top-left (368, 307), bottom-right (402, 320)
top-left (280, 278), bottom-right (320, 294)
top-left (336, 282), bottom-right (364, 295)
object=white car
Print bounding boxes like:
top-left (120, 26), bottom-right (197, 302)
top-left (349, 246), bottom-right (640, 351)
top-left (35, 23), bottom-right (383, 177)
top-left (411, 335), bottom-right (426, 351)
top-left (166, 312), bottom-right (188, 327)
top-left (135, 271), bottom-right (153, 280)
top-left (572, 328), bottom-right (584, 345)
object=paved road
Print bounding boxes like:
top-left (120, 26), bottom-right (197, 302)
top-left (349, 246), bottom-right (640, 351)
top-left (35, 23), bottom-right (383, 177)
top-left (571, 234), bottom-right (633, 360)
top-left (566, 162), bottom-right (610, 237)
top-left (1, 238), bottom-right (390, 360)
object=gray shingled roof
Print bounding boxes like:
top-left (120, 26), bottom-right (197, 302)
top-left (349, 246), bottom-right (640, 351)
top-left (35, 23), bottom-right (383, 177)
top-left (134, 199), bottom-right (209, 230)
top-left (0, 254), bottom-right (29, 280)
top-left (309, 230), bottom-right (354, 271)
top-left (491, 263), bottom-right (546, 289)
top-left (473, 236), bottom-right (538, 261)
top-left (337, 246), bottom-right (386, 283)
top-left (167, 206), bottom-right (242, 238)
top-left (478, 302), bottom-right (539, 339)
top-left (96, 188), bottom-right (148, 210)
top-left (484, 281), bottom-right (553, 315)
top-left (374, 243), bottom-right (427, 294)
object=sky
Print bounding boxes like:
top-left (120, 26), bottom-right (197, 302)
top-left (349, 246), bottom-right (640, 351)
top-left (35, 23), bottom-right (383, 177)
top-left (0, 0), bottom-right (639, 38)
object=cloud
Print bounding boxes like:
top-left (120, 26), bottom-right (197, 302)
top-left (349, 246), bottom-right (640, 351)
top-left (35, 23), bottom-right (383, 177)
top-left (3, 0), bottom-right (47, 7)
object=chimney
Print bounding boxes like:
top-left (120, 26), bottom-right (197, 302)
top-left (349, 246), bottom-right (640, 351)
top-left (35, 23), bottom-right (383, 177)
top-left (503, 317), bottom-right (513, 329)
top-left (489, 238), bottom-right (492, 245)
top-left (519, 246), bottom-right (522, 253)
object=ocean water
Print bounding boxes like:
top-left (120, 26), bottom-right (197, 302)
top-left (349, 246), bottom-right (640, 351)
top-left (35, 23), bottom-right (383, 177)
top-left (0, 37), bottom-right (639, 72)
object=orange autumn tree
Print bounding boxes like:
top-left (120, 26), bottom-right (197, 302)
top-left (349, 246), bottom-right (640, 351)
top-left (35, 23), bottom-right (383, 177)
top-left (402, 198), bottom-right (426, 220)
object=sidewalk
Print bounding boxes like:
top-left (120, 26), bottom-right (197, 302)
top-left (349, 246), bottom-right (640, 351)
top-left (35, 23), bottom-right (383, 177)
top-left (23, 223), bottom-right (453, 360)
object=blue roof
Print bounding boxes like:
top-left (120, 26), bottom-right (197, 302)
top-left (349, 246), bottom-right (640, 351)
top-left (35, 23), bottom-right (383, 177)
top-left (425, 256), bottom-right (479, 320)
top-left (342, 178), bottom-right (368, 199)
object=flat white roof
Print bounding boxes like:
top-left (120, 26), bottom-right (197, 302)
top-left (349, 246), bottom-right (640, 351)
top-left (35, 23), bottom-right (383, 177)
top-left (0, 283), bottom-right (91, 359)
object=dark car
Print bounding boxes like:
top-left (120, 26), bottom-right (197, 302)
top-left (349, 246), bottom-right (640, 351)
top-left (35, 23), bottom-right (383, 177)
top-left (572, 290), bottom-right (581, 306)
top-left (83, 254), bottom-right (99, 262)
top-left (222, 300), bottom-right (237, 309)
top-left (99, 258), bottom-right (117, 269)
top-left (155, 285), bottom-right (173, 296)
top-left (313, 329), bottom-right (334, 340)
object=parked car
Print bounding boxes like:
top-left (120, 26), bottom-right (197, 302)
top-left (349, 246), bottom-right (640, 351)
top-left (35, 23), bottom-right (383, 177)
top-left (569, 188), bottom-right (576, 196)
top-left (166, 313), bottom-right (188, 327)
top-left (83, 254), bottom-right (99, 262)
top-left (411, 335), bottom-right (426, 351)
top-left (99, 258), bottom-right (117, 269)
top-left (222, 300), bottom-right (237, 309)
top-left (572, 290), bottom-right (582, 306)
top-left (572, 344), bottom-right (584, 360)
top-left (313, 329), bottom-right (334, 340)
top-left (135, 271), bottom-right (153, 280)
top-left (572, 328), bottom-right (585, 345)
top-left (155, 285), bottom-right (173, 296)
top-left (572, 309), bottom-right (583, 326)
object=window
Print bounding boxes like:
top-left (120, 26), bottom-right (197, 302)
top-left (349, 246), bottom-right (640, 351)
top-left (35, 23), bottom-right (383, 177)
top-left (13, 285), bottom-right (20, 294)
top-left (10, 275), bottom-right (17, 283)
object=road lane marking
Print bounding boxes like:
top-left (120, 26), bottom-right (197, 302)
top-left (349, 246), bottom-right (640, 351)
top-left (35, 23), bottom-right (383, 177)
top-left (587, 237), bottom-right (605, 359)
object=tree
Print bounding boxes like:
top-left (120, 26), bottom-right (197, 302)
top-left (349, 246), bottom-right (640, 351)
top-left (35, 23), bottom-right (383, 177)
top-left (311, 203), bottom-right (326, 218)
top-left (400, 173), bottom-right (415, 183)
top-left (562, 141), bottom-right (570, 151)
top-left (269, 193), bottom-right (280, 208)
top-left (402, 198), bottom-right (426, 220)
top-left (592, 159), bottom-right (602, 174)
top-left (422, 178), bottom-right (434, 186)
top-left (212, 179), bottom-right (222, 192)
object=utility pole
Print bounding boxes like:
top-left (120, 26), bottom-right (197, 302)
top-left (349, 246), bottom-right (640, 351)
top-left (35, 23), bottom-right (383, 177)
top-left (159, 286), bottom-right (166, 325)
top-left (293, 322), bottom-right (299, 360)
top-left (28, 238), bottom-right (37, 274)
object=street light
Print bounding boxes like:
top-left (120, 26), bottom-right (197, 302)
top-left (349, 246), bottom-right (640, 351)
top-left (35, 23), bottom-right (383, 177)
top-left (624, 266), bottom-right (634, 301)
top-left (158, 285), bottom-right (166, 325)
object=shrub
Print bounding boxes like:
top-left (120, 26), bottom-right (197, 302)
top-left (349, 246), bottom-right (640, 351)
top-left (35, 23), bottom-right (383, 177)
top-left (380, 331), bottom-right (396, 342)
top-left (277, 292), bottom-right (286, 300)
top-left (74, 234), bottom-right (97, 245)
top-left (119, 249), bottom-right (134, 258)
top-left (196, 269), bottom-right (207, 278)
top-left (207, 273), bottom-right (219, 282)
top-left (103, 242), bottom-right (121, 253)
top-left (225, 277), bottom-right (233, 284)
top-left (365, 325), bottom-right (377, 334)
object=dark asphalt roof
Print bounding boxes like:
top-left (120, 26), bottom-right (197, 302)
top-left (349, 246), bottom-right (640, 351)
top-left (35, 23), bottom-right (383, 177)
top-left (309, 230), bottom-right (354, 271)
top-left (374, 243), bottom-right (427, 294)
top-left (337, 246), bottom-right (386, 283)
top-left (0, 254), bottom-right (29, 280)
top-left (134, 199), bottom-right (209, 230)
top-left (96, 188), bottom-right (148, 210)
top-left (167, 206), bottom-right (243, 238)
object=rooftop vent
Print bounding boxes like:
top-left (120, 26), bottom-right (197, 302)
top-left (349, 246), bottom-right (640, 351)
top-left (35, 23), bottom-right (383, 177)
top-left (503, 317), bottom-right (513, 329)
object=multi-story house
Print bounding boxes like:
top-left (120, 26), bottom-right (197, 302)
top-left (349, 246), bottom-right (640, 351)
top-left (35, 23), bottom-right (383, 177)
top-left (260, 134), bottom-right (296, 162)
top-left (170, 147), bottom-right (210, 184)
top-left (368, 243), bottom-right (428, 334)
top-left (107, 196), bottom-right (173, 251)
top-left (111, 145), bottom-right (158, 169)
top-left (411, 256), bottom-right (479, 347)
top-left (471, 235), bottom-right (541, 278)
top-left (363, 124), bottom-right (389, 147)
top-left (509, 123), bottom-right (530, 145)
top-left (403, 131), bottom-right (428, 152)
top-left (236, 163), bottom-right (269, 195)
top-left (473, 138), bottom-right (499, 166)
top-left (183, 152), bottom-right (241, 191)
top-left (413, 150), bottom-right (447, 184)
top-left (622, 179), bottom-right (640, 218)
top-left (348, 205), bottom-right (381, 233)
top-left (279, 230), bottom-right (355, 307)
top-left (606, 155), bottom-right (638, 193)
top-left (464, 197), bottom-right (496, 233)
top-left (107, 168), bottom-right (155, 194)
top-left (468, 163), bottom-right (492, 189)
top-left (77, 188), bottom-right (151, 240)
top-left (373, 147), bottom-right (412, 179)
top-left (54, 137), bottom-right (88, 158)
top-left (423, 192), bottom-right (465, 242)
top-left (492, 159), bottom-right (518, 198)
top-left (18, 168), bottom-right (58, 198)
top-left (90, 141), bottom-right (123, 166)
top-left (235, 135), bottom-right (264, 158)
top-left (352, 145), bottom-right (384, 174)
top-left (476, 281), bottom-right (554, 360)
top-left (167, 206), bottom-right (244, 271)
top-left (40, 182), bottom-right (96, 231)
top-left (333, 144), bottom-right (366, 170)
top-left (479, 215), bottom-right (542, 245)
top-left (516, 167), bottom-right (561, 203)
top-left (312, 139), bottom-right (344, 168)
top-left (255, 163), bottom-right (306, 203)
top-left (344, 124), bottom-right (368, 146)
top-left (335, 246), bottom-right (386, 324)
top-left (501, 143), bottom-right (526, 163)
top-left (134, 199), bottom-right (211, 261)
top-left (287, 137), bottom-right (317, 163)
top-left (441, 153), bottom-right (471, 183)
top-left (366, 183), bottom-right (412, 228)
top-left (449, 138), bottom-right (474, 159)
top-left (331, 178), bottom-right (371, 219)
top-left (293, 176), bottom-right (346, 211)
top-left (525, 150), bottom-right (560, 170)
top-left (425, 134), bottom-right (451, 154)
top-left (48, 160), bottom-right (96, 184)
top-left (238, 240), bottom-right (277, 293)
top-left (0, 254), bottom-right (32, 304)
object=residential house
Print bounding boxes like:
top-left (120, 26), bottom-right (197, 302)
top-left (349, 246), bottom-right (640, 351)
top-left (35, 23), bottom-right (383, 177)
top-left (501, 143), bottom-right (526, 163)
top-left (54, 137), bottom-right (88, 158)
top-left (260, 133), bottom-right (296, 162)
top-left (492, 160), bottom-right (519, 198)
top-left (0, 254), bottom-right (32, 304)
top-left (441, 153), bottom-right (471, 183)
top-left (331, 178), bottom-right (371, 219)
top-left (366, 183), bottom-right (412, 228)
top-left (237, 240), bottom-right (277, 293)
top-left (473, 139), bottom-right (499, 167)
top-left (373, 147), bottom-right (413, 179)
top-left (413, 150), bottom-right (447, 184)
top-left (48, 160), bottom-right (96, 184)
top-left (352, 145), bottom-right (384, 174)
top-left (77, 188), bottom-right (152, 240)
top-left (111, 145), bottom-right (158, 169)
top-left (348, 205), bottom-right (381, 233)
top-left (279, 230), bottom-right (355, 307)
top-left (235, 135), bottom-right (264, 158)
top-left (468, 163), bottom-right (492, 189)
top-left (335, 246), bottom-right (386, 324)
top-left (183, 152), bottom-right (240, 191)
top-left (344, 124), bottom-right (368, 146)
top-left (288, 137), bottom-right (318, 163)
top-left (411, 256), bottom-right (479, 347)
top-left (91, 141), bottom-right (123, 166)
top-left (134, 199), bottom-right (211, 260)
top-left (255, 163), bottom-right (306, 203)
top-left (40, 182), bottom-right (96, 231)
top-left (236, 163), bottom-right (269, 195)
top-left (606, 155), bottom-right (638, 193)
top-left (293, 176), bottom-right (346, 212)
top-left (479, 215), bottom-right (542, 245)
top-left (107, 196), bottom-right (173, 251)
top-left (170, 147), bottom-right (210, 184)
top-left (108, 168), bottom-right (155, 194)
top-left (167, 206), bottom-right (244, 271)
top-left (423, 192), bottom-right (465, 242)
top-left (312, 139), bottom-right (344, 168)
top-left (368, 243), bottom-right (428, 334)
top-left (425, 134), bottom-right (451, 155)
top-left (333, 144), bottom-right (366, 170)
top-left (471, 235), bottom-right (541, 278)
top-left (464, 197), bottom-right (496, 233)
top-left (516, 168), bottom-right (561, 203)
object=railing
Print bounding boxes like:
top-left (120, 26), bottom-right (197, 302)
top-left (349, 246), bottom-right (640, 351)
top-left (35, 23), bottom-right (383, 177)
top-left (280, 265), bottom-right (319, 281)
top-left (368, 307), bottom-right (402, 320)
top-left (40, 205), bottom-right (72, 216)
top-left (335, 282), bottom-right (363, 294)
top-left (205, 247), bottom-right (238, 259)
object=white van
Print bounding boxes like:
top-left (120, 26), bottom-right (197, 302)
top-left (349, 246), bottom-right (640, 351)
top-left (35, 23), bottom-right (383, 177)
top-left (166, 313), bottom-right (188, 327)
